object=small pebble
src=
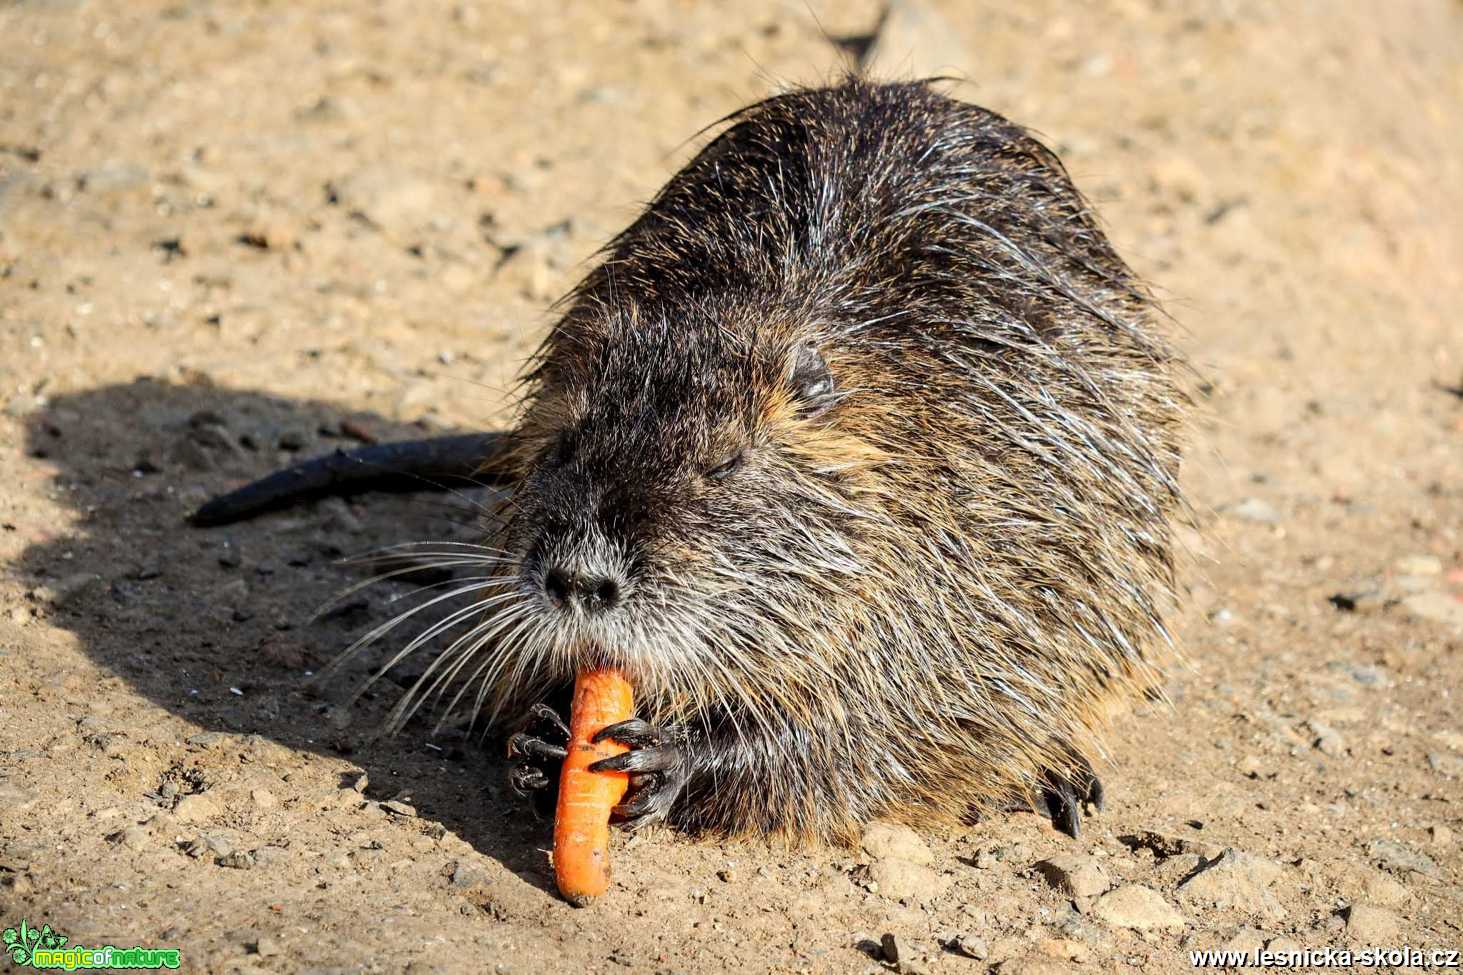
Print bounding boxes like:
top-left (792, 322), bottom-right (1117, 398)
top-left (107, 825), bottom-right (150, 850)
top-left (172, 793), bottom-right (220, 823)
top-left (1369, 838), bottom-right (1438, 877)
top-left (947, 934), bottom-right (989, 960)
top-left (1034, 854), bottom-right (1110, 899)
top-left (1344, 904), bottom-right (1401, 943)
top-left (860, 822), bottom-right (933, 865)
top-left (252, 846), bottom-right (289, 869)
top-left (1395, 554), bottom-right (1442, 575)
top-left (1090, 885), bottom-right (1187, 930)
top-left (1305, 719), bottom-right (1346, 757)
top-left (1227, 497), bottom-right (1280, 523)
top-left (1426, 752), bottom-right (1463, 777)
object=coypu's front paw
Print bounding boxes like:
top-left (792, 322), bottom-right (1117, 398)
top-left (588, 719), bottom-right (692, 829)
top-left (506, 703), bottom-right (571, 818)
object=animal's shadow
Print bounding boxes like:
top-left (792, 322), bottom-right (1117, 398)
top-left (13, 377), bottom-right (558, 895)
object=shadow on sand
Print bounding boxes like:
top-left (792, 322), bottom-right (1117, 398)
top-left (14, 376), bottom-right (556, 896)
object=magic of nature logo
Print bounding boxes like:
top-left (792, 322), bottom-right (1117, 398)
top-left (3, 919), bottom-right (181, 971)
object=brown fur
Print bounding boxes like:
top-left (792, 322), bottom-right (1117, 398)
top-left (375, 78), bottom-right (1186, 842)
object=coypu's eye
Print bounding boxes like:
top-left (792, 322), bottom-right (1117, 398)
top-left (789, 343), bottom-right (837, 416)
top-left (706, 450), bottom-right (745, 482)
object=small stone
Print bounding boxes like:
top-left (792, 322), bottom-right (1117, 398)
top-left (252, 935), bottom-right (281, 957)
top-left (252, 846), bottom-right (289, 869)
top-left (947, 933), bottom-right (988, 959)
top-left (1090, 885), bottom-right (1187, 930)
top-left (865, 859), bottom-right (948, 905)
top-left (1344, 904), bottom-right (1401, 943)
top-left (381, 799), bottom-right (417, 817)
top-left (203, 834), bottom-right (233, 858)
top-left (1360, 870), bottom-right (1411, 907)
top-left (250, 788), bottom-right (277, 809)
top-left (450, 861), bottom-right (488, 889)
top-left (1221, 928), bottom-right (1267, 955)
top-left (217, 850), bottom-right (255, 870)
top-left (172, 793), bottom-right (220, 823)
top-left (1430, 824), bottom-right (1454, 847)
top-left (860, 822), bottom-right (933, 865)
top-left (716, 868), bottom-right (736, 882)
top-left (1395, 554), bottom-right (1443, 575)
top-left (1426, 752), bottom-right (1463, 777)
top-left (0, 782), bottom-right (38, 811)
top-left (1176, 848), bottom-right (1284, 920)
top-left (1403, 591), bottom-right (1463, 629)
top-left (348, 772), bottom-right (369, 793)
top-left (1227, 497), bottom-right (1280, 523)
top-left (1305, 719), bottom-right (1346, 757)
top-left (863, 0), bottom-right (971, 80)
top-left (185, 732), bottom-right (228, 749)
top-left (1340, 663), bottom-right (1391, 687)
top-left (1034, 854), bottom-right (1110, 899)
top-left (879, 932), bottom-right (899, 964)
top-left (1369, 838), bottom-right (1438, 877)
top-left (1267, 936), bottom-right (1302, 955)
top-left (107, 825), bottom-right (150, 850)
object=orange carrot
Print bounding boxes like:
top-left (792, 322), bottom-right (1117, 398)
top-left (553, 668), bottom-right (634, 906)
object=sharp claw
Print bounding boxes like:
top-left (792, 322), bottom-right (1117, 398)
top-left (509, 765), bottom-right (550, 795)
top-left (1040, 751), bottom-right (1103, 838)
top-left (612, 775), bottom-right (662, 819)
top-left (507, 731), bottom-right (567, 763)
top-left (591, 718), bottom-right (659, 748)
top-left (529, 703), bottom-right (571, 741)
top-left (589, 744), bottom-right (681, 775)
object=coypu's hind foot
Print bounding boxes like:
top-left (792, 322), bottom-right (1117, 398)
top-left (1038, 752), bottom-right (1105, 838)
top-left (589, 720), bottom-right (694, 829)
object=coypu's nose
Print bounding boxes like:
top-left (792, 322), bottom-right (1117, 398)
top-left (543, 566), bottom-right (621, 614)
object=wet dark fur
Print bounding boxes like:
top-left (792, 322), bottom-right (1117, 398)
top-left (386, 79), bottom-right (1185, 842)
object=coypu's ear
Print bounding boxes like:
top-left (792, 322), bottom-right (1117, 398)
top-left (787, 343), bottom-right (838, 417)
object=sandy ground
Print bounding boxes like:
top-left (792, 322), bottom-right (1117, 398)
top-left (2, 1), bottom-right (1461, 973)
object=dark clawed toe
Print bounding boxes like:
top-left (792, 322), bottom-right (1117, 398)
top-left (509, 764), bottom-right (550, 794)
top-left (528, 703), bottom-right (571, 742)
top-left (591, 718), bottom-right (664, 748)
top-left (611, 767), bottom-right (687, 829)
top-left (1040, 752), bottom-right (1104, 838)
top-left (589, 744), bottom-right (681, 775)
top-left (506, 732), bottom-right (567, 764)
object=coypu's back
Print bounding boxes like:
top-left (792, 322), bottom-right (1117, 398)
top-left (490, 79), bottom-right (1186, 840)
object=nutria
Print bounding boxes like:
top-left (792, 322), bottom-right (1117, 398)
top-left (200, 78), bottom-right (1186, 841)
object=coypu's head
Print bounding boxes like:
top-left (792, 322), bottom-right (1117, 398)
top-left (486, 296), bottom-right (893, 719)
